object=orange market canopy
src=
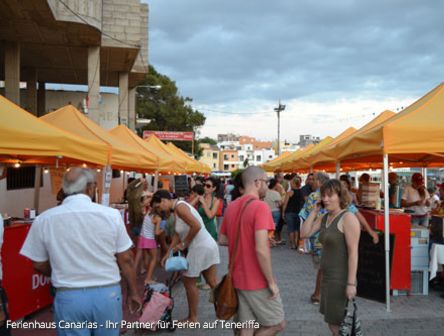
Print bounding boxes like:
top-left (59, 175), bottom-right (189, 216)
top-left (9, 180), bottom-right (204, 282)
top-left (109, 125), bottom-right (182, 173)
top-left (41, 105), bottom-right (157, 171)
top-left (334, 83), bottom-right (444, 168)
top-left (280, 138), bottom-right (336, 172)
top-left (262, 151), bottom-right (292, 172)
top-left (271, 145), bottom-right (315, 172)
top-left (166, 142), bottom-right (211, 174)
top-left (0, 96), bottom-right (109, 166)
top-left (143, 135), bottom-right (188, 173)
top-left (307, 110), bottom-right (396, 171)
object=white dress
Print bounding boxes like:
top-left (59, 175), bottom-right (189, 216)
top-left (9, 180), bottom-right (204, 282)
top-left (175, 200), bottom-right (220, 277)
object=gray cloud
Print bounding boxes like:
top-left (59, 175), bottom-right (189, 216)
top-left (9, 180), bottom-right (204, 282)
top-left (147, 0), bottom-right (444, 106)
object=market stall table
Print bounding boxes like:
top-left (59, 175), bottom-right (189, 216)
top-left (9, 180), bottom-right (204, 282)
top-left (429, 243), bottom-right (444, 280)
top-left (2, 221), bottom-right (53, 320)
top-left (359, 208), bottom-right (411, 292)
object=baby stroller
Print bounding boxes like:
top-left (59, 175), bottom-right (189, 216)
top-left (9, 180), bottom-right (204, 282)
top-left (138, 275), bottom-right (177, 332)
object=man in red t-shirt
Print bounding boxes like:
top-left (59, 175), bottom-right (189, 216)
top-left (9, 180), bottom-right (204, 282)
top-left (220, 166), bottom-right (285, 335)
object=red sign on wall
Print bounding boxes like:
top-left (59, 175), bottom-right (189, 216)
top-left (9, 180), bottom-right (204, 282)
top-left (143, 131), bottom-right (194, 141)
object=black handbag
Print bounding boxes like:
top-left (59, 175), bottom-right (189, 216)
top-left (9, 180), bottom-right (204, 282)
top-left (339, 298), bottom-right (363, 336)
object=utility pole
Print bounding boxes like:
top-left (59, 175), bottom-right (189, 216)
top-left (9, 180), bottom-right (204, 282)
top-left (274, 101), bottom-right (286, 156)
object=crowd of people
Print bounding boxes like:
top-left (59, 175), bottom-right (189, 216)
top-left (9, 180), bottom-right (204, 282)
top-left (11, 166), bottom-right (444, 335)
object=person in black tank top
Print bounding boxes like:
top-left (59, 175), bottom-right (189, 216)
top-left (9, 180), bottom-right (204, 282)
top-left (282, 175), bottom-right (305, 249)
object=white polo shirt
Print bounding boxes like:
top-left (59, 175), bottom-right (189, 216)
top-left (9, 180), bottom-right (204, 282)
top-left (20, 194), bottom-right (133, 288)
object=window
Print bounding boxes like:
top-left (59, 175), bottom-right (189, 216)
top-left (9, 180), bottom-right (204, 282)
top-left (239, 155), bottom-right (244, 161)
top-left (212, 153), bottom-right (218, 159)
top-left (231, 154), bottom-right (235, 159)
top-left (231, 164), bottom-right (235, 168)
top-left (224, 154), bottom-right (229, 160)
top-left (213, 163), bottom-right (217, 168)
top-left (224, 164), bottom-right (229, 170)
top-left (256, 155), bottom-right (261, 161)
top-left (269, 155), bottom-right (273, 159)
top-left (7, 166), bottom-right (43, 190)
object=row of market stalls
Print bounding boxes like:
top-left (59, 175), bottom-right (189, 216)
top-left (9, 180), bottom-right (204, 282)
top-left (263, 82), bottom-right (444, 311)
top-left (0, 95), bottom-right (210, 177)
top-left (0, 94), bottom-right (210, 320)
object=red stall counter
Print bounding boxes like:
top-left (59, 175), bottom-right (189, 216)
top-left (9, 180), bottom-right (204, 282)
top-left (360, 209), bottom-right (411, 291)
top-left (2, 222), bottom-right (53, 320)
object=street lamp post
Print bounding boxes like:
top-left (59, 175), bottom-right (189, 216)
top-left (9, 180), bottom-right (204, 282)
top-left (274, 101), bottom-right (286, 156)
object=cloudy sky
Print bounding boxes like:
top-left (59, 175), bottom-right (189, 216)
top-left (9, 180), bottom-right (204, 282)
top-left (146, 0), bottom-right (444, 143)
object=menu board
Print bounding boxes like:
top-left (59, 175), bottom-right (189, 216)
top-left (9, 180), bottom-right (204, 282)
top-left (174, 175), bottom-right (189, 197)
top-left (357, 231), bottom-right (394, 303)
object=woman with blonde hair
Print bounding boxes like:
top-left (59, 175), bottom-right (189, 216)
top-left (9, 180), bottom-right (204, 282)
top-left (301, 179), bottom-right (360, 336)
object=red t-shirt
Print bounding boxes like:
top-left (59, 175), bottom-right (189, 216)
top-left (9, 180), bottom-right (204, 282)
top-left (220, 194), bottom-right (275, 291)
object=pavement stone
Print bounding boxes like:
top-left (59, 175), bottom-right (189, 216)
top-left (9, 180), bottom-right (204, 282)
top-left (125, 241), bottom-right (444, 336)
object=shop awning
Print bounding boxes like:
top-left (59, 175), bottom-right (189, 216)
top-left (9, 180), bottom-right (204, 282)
top-left (0, 96), bottom-right (108, 166)
top-left (40, 105), bottom-right (157, 171)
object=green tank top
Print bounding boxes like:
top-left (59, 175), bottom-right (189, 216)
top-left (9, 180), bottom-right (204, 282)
top-left (198, 194), bottom-right (218, 241)
top-left (319, 210), bottom-right (348, 282)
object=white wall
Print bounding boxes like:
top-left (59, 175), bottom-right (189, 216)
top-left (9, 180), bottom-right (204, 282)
top-left (0, 172), bottom-right (56, 217)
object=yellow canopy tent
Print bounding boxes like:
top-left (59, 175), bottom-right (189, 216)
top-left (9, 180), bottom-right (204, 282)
top-left (309, 110), bottom-right (396, 171)
top-left (109, 125), bottom-right (181, 174)
top-left (144, 135), bottom-right (188, 173)
top-left (272, 144), bottom-right (315, 172)
top-left (41, 105), bottom-right (157, 172)
top-left (337, 83), bottom-right (444, 167)
top-left (262, 151), bottom-right (291, 172)
top-left (319, 84), bottom-right (444, 311)
top-left (166, 142), bottom-right (211, 174)
top-left (281, 138), bottom-right (335, 172)
top-left (0, 96), bottom-right (108, 166)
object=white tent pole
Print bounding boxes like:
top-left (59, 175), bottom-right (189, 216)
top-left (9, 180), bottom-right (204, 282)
top-left (383, 154), bottom-right (391, 312)
top-left (33, 165), bottom-right (42, 214)
top-left (154, 170), bottom-right (159, 192)
top-left (335, 161), bottom-right (341, 179)
top-left (422, 168), bottom-right (428, 187)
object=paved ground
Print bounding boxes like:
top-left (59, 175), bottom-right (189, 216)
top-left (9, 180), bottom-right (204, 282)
top-left (134, 245), bottom-right (444, 336)
top-left (12, 240), bottom-right (444, 336)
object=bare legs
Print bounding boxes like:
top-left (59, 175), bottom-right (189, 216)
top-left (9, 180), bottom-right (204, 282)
top-left (182, 265), bottom-right (218, 322)
top-left (144, 248), bottom-right (158, 284)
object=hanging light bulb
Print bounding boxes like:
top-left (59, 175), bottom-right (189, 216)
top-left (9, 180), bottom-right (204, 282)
top-left (44, 168), bottom-right (49, 174)
top-left (14, 162), bottom-right (21, 168)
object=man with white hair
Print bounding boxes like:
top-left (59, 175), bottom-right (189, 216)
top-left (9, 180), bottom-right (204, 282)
top-left (21, 167), bottom-right (141, 336)
top-left (220, 166), bottom-right (285, 335)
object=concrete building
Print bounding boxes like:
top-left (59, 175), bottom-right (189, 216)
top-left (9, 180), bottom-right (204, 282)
top-left (239, 136), bottom-right (273, 150)
top-left (199, 143), bottom-right (220, 171)
top-left (220, 150), bottom-right (239, 172)
top-left (299, 134), bottom-right (321, 148)
top-left (0, 0), bottom-right (149, 216)
top-left (217, 133), bottom-right (240, 143)
top-left (0, 0), bottom-right (149, 129)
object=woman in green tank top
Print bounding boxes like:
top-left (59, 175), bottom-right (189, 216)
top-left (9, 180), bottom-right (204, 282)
top-left (300, 179), bottom-right (361, 336)
top-left (190, 177), bottom-right (220, 241)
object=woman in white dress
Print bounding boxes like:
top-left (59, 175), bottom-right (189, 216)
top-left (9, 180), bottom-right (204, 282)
top-left (151, 190), bottom-right (220, 322)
